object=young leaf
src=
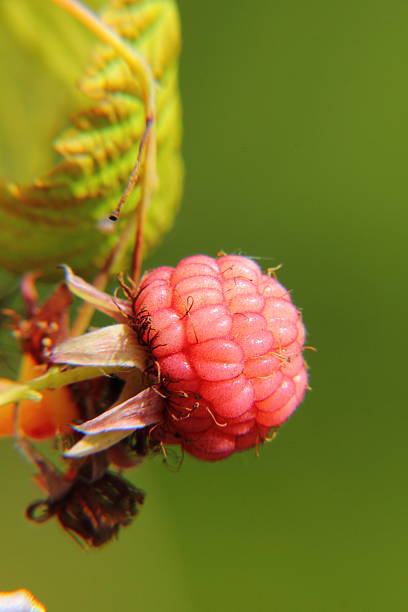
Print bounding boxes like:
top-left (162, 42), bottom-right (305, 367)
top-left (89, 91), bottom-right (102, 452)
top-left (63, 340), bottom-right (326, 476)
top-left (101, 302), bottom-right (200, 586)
top-left (0, 0), bottom-right (182, 278)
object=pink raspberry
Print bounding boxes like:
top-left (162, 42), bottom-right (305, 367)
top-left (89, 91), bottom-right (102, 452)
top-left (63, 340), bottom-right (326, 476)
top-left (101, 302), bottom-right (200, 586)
top-left (134, 254), bottom-right (308, 461)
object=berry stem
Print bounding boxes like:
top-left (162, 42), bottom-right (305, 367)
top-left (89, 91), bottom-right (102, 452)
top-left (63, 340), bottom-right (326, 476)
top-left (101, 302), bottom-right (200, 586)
top-left (70, 218), bottom-right (136, 337)
top-left (132, 118), bottom-right (157, 284)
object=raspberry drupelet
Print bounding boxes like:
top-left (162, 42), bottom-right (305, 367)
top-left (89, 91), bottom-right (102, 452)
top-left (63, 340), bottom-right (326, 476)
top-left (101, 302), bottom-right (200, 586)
top-left (133, 254), bottom-right (307, 461)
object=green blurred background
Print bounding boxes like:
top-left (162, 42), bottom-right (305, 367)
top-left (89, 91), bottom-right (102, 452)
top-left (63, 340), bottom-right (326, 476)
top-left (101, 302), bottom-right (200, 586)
top-left (1, 0), bottom-right (407, 610)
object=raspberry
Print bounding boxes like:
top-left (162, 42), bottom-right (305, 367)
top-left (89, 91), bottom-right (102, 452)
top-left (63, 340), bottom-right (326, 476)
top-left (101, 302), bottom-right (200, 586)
top-left (134, 254), bottom-right (307, 461)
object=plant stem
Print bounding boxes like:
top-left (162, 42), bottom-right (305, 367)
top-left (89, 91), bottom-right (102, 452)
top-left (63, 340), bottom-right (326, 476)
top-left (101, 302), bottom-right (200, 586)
top-left (71, 218), bottom-right (136, 336)
top-left (0, 366), bottom-right (127, 407)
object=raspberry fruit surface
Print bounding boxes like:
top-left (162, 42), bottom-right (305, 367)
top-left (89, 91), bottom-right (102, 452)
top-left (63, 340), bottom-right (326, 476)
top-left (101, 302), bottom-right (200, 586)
top-left (134, 254), bottom-right (307, 461)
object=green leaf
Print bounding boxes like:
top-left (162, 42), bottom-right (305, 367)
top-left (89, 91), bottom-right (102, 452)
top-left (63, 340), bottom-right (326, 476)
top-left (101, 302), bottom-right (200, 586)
top-left (0, 0), bottom-right (103, 181)
top-left (0, 0), bottom-right (182, 278)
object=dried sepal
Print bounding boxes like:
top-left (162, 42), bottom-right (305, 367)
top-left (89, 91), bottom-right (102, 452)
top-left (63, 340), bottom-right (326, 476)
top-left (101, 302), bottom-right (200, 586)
top-left (62, 265), bottom-right (130, 322)
top-left (50, 323), bottom-right (146, 369)
top-left (65, 387), bottom-right (164, 458)
top-left (76, 387), bottom-right (164, 434)
top-left (64, 430), bottom-right (137, 458)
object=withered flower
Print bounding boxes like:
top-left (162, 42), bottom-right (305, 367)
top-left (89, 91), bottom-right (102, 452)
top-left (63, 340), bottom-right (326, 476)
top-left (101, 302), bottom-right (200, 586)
top-left (0, 274), bottom-right (156, 546)
top-left (0, 273), bottom-right (78, 438)
top-left (24, 440), bottom-right (144, 548)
